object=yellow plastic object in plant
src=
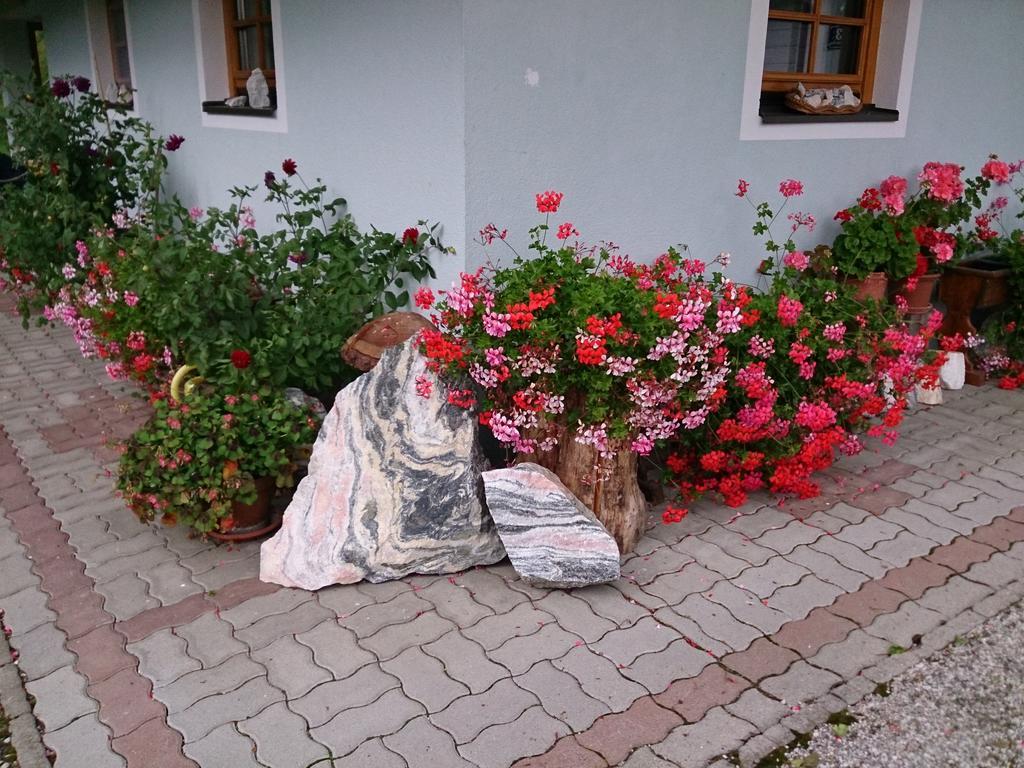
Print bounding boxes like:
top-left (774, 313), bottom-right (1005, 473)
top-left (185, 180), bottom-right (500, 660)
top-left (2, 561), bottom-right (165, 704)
top-left (170, 364), bottom-right (201, 401)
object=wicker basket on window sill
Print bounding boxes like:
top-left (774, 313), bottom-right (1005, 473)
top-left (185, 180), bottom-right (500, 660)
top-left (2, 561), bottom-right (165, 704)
top-left (785, 90), bottom-right (863, 116)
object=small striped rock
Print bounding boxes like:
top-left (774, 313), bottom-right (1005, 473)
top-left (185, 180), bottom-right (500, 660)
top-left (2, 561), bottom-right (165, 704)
top-left (482, 463), bottom-right (620, 588)
top-left (260, 340), bottom-right (505, 589)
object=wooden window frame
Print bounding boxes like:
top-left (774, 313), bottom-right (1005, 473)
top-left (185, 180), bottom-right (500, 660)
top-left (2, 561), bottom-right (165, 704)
top-left (105, 0), bottom-right (133, 91)
top-left (222, 0), bottom-right (275, 97)
top-left (762, 0), bottom-right (883, 102)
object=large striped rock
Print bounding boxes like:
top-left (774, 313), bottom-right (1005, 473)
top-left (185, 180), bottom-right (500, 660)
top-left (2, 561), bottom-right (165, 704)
top-left (260, 340), bottom-right (505, 589)
top-left (482, 463), bottom-right (620, 588)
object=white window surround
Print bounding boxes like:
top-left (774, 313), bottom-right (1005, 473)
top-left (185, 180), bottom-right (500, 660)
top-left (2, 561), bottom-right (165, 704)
top-left (84, 0), bottom-right (138, 115)
top-left (191, 0), bottom-right (288, 134)
top-left (739, 0), bottom-right (922, 141)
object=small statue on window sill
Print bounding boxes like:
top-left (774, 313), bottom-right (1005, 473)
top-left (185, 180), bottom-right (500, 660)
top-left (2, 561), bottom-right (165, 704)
top-left (786, 82), bottom-right (862, 115)
top-left (225, 95), bottom-right (248, 108)
top-left (247, 68), bottom-right (271, 109)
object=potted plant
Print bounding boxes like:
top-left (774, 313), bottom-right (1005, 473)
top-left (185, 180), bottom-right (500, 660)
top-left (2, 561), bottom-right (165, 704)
top-left (939, 156), bottom-right (1022, 346)
top-left (417, 191), bottom-right (737, 552)
top-left (116, 386), bottom-right (320, 538)
top-left (831, 177), bottom-right (919, 302)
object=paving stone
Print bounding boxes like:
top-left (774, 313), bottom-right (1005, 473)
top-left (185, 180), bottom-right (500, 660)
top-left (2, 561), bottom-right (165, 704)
top-left (551, 646), bottom-right (648, 712)
top-left (59, 515), bottom-right (117, 556)
top-left (454, 568), bottom-right (531, 613)
top-left (417, 577), bottom-right (494, 625)
top-left (785, 545), bottom-right (869, 592)
top-left (534, 591), bottom-right (617, 643)
top-left (620, 746), bottom-right (681, 767)
top-left (824, 502), bottom-right (872, 526)
top-left (459, 705), bottom-right (571, 768)
top-left (808, 628), bottom-right (892, 678)
top-left (760, 660), bottom-right (841, 705)
top-left (765, 576), bottom-right (843, 621)
top-left (9, 619), bottom-right (75, 681)
top-left (251, 634), bottom-right (331, 699)
top-left (293, 620), bottom-right (375, 681)
top-left (801, 510), bottom-right (848, 535)
top-left (621, 638), bottom-right (714, 694)
top-left (26, 665), bottom-right (96, 731)
top-left (175, 612), bottom-right (247, 668)
top-left (140, 560), bottom-right (203, 605)
top-left (901, 498), bottom-right (976, 536)
top-left (724, 507), bottom-right (793, 539)
top-left (947, 494), bottom-right (1007, 527)
top-left (42, 711), bottom-right (125, 768)
top-left (81, 532), bottom-right (164, 569)
top-left (516, 660), bottom-right (610, 730)
top-left (462, 602), bottom-right (554, 650)
top-left (919, 609), bottom-right (987, 653)
top-left (725, 687), bottom-right (791, 731)
top-left (753, 521), bottom-right (824, 556)
top-left (863, 601), bottom-right (946, 648)
top-left (181, 722), bottom-right (261, 768)
top-left (237, 701), bottom-right (329, 767)
top-left (336, 590), bottom-right (433, 638)
top-left (384, 715), bottom-right (476, 768)
top-left (156, 653), bottom-right (266, 714)
top-left (972, 517), bottom-right (1024, 551)
top-left (88, 667), bottom-right (165, 738)
top-left (489, 621), bottom-right (581, 676)
top-left (773, 606), bottom-right (858, 659)
top-left (654, 663), bottom-right (749, 722)
top-left (218, 587), bottom-right (311, 629)
top-left (0, 554), bottom-right (39, 600)
top-left (188, 552), bottom-right (261, 591)
top-left (235, 599), bottom-right (334, 651)
top-left (706, 581), bottom-right (789, 635)
top-left (881, 507), bottom-right (959, 545)
top-left (651, 606), bottom-right (732, 658)
top-left (86, 547), bottom-right (176, 585)
top-left (127, 628), bottom-right (200, 688)
top-left (963, 551), bottom-right (1024, 589)
top-left (810, 536), bottom-right (889, 578)
top-left (642, 562), bottom-right (722, 606)
top-left (361, 610), bottom-right (457, 661)
top-left (429, 677), bottom-right (537, 744)
top-left (575, 696), bottom-right (682, 765)
top-left (621, 546), bottom-right (693, 586)
top-left (920, 482), bottom-right (980, 511)
top-left (380, 646), bottom-right (470, 713)
top-left (315, 582), bottom-right (374, 618)
top-left (168, 675), bottom-right (284, 744)
top-left (833, 516), bottom-right (903, 551)
top-left (571, 584), bottom-right (650, 627)
top-left (673, 537), bottom-right (748, 578)
top-left (651, 706), bottom-right (756, 768)
top-left (95, 572), bottom-right (159, 621)
top-left (876, 557), bottom-right (955, 598)
top-left (866, 529), bottom-right (937, 568)
top-left (310, 689), bottom-right (426, 759)
top-left (917, 574), bottom-right (993, 618)
top-left (423, 629), bottom-right (509, 694)
top-left (669, 594), bottom-right (760, 652)
top-left (720, 637), bottom-right (797, 683)
top-left (735, 557), bottom-right (810, 599)
top-left (927, 537), bottom-right (997, 572)
top-left (291, 663), bottom-right (401, 728)
top-left (512, 737), bottom-right (608, 768)
top-left (826, 581), bottom-right (906, 625)
top-left (588, 615), bottom-right (675, 668)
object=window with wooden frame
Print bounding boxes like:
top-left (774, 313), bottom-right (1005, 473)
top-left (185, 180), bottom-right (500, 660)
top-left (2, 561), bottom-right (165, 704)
top-left (106, 0), bottom-right (133, 93)
top-left (762, 0), bottom-right (883, 103)
top-left (222, 0), bottom-right (275, 98)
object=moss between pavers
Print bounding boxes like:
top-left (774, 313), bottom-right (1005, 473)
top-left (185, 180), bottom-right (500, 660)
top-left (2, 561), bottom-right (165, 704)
top-left (0, 703), bottom-right (19, 768)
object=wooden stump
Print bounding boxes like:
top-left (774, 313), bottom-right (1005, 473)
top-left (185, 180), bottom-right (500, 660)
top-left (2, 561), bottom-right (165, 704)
top-left (552, 439), bottom-right (648, 554)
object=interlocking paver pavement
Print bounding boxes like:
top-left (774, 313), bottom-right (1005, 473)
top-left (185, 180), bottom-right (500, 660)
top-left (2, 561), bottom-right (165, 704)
top-left (3, 295), bottom-right (1024, 768)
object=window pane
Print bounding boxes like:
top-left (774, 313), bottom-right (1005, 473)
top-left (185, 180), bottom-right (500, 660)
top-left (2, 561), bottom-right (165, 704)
top-left (764, 20), bottom-right (811, 73)
top-left (237, 25), bottom-right (258, 70)
top-left (235, 0), bottom-right (259, 20)
top-left (814, 24), bottom-right (861, 74)
top-left (259, 0), bottom-right (272, 15)
top-left (769, 0), bottom-right (813, 12)
top-left (821, 0), bottom-right (865, 18)
top-left (262, 23), bottom-right (275, 70)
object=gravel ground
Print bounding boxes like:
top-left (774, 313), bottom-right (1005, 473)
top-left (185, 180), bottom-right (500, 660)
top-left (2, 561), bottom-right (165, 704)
top-left (782, 599), bottom-right (1024, 768)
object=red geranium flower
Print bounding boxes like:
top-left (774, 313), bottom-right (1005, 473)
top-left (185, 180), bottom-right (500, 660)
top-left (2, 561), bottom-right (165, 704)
top-left (282, 158), bottom-right (298, 176)
top-left (402, 227), bottom-right (420, 246)
top-left (230, 349), bottom-right (251, 369)
top-left (165, 134), bottom-right (185, 152)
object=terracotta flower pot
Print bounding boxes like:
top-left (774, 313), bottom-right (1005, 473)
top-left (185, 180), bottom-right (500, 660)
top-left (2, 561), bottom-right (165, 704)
top-left (897, 272), bottom-right (941, 312)
top-left (845, 271), bottom-right (888, 302)
top-left (210, 476), bottom-right (280, 542)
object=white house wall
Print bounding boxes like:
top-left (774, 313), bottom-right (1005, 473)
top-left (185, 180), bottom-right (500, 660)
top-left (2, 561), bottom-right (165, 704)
top-left (10, 1), bottom-right (1024, 286)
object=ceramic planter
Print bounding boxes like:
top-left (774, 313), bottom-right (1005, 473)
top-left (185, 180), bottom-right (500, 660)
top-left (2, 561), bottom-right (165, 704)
top-left (845, 271), bottom-right (888, 302)
top-left (210, 476), bottom-right (280, 542)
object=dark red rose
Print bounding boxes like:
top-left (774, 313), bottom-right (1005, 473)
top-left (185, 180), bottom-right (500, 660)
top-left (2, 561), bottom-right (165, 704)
top-left (402, 227), bottom-right (420, 246)
top-left (264, 170), bottom-right (276, 189)
top-left (72, 76), bottom-right (91, 93)
top-left (230, 349), bottom-right (251, 369)
top-left (282, 158), bottom-right (297, 176)
top-left (165, 134), bottom-right (185, 152)
top-left (50, 79), bottom-right (71, 98)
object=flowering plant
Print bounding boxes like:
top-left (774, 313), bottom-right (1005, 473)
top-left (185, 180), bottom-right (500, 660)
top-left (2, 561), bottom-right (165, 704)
top-left (736, 178), bottom-right (817, 278)
top-left (0, 74), bottom-right (170, 320)
top-left (116, 387), bottom-right (320, 533)
top-left (830, 175), bottom-right (920, 280)
top-left (418, 192), bottom-right (739, 468)
top-left (57, 160), bottom-right (441, 394)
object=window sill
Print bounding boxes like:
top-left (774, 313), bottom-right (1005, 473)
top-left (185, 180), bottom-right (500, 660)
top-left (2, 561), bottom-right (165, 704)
top-left (758, 95), bottom-right (899, 124)
top-left (201, 100), bottom-right (276, 118)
